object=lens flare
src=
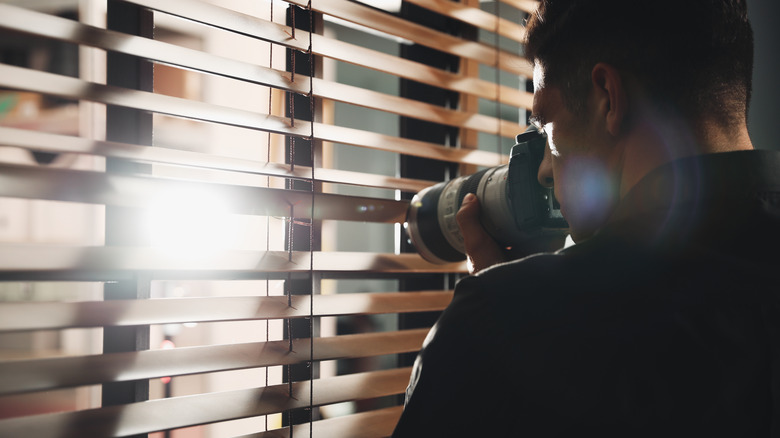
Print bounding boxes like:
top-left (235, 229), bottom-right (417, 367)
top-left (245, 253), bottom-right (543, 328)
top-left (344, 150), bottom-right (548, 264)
top-left (560, 157), bottom-right (616, 237)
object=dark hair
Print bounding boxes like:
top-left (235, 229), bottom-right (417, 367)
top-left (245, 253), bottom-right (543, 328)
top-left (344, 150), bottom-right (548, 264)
top-left (524, 0), bottom-right (754, 126)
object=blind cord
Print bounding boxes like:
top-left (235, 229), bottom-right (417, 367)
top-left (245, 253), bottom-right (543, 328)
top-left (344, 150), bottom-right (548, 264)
top-left (307, 0), bottom-right (315, 435)
top-left (286, 3), bottom-right (296, 421)
top-left (265, 0), bottom-right (274, 433)
top-left (495, 0), bottom-right (502, 159)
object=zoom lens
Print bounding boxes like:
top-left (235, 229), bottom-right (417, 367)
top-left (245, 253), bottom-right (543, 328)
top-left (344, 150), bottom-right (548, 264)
top-left (405, 128), bottom-right (568, 264)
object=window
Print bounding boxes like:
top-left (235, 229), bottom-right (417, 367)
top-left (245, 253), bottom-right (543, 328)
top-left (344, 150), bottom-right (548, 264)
top-left (0, 0), bottom-right (534, 435)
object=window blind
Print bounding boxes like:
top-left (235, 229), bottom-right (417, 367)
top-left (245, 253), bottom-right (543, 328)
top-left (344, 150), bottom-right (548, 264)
top-left (0, 0), bottom-right (534, 436)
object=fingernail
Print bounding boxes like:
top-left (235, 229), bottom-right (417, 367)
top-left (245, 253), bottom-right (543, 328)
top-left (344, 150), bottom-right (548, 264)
top-left (463, 193), bottom-right (476, 204)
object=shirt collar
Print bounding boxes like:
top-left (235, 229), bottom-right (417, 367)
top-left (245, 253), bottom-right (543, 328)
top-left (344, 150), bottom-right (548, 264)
top-left (599, 150), bottom-right (780, 244)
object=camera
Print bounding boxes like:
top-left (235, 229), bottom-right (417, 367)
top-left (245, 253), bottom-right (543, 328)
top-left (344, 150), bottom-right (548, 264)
top-left (405, 126), bottom-right (569, 264)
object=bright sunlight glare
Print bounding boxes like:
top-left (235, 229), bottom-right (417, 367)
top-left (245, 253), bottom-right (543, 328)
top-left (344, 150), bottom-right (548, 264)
top-left (143, 188), bottom-right (236, 260)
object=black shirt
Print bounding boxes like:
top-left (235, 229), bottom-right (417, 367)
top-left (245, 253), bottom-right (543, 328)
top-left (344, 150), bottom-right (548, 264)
top-left (393, 150), bottom-right (780, 437)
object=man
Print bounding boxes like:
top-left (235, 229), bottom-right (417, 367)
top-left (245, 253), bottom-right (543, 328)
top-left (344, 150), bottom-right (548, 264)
top-left (393, 0), bottom-right (779, 436)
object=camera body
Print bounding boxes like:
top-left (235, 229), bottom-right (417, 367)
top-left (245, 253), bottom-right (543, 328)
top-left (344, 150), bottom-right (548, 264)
top-left (406, 127), bottom-right (568, 264)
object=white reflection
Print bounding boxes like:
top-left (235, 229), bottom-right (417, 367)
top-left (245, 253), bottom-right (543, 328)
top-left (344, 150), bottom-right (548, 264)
top-left (143, 188), bottom-right (235, 260)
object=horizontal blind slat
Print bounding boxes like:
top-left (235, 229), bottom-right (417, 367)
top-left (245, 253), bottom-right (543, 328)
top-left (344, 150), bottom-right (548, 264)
top-left (0, 0), bottom-right (513, 434)
top-left (402, 0), bottom-right (527, 42)
top-left (0, 127), bottom-right (435, 192)
top-left (0, 63), bottom-right (307, 136)
top-left (315, 124), bottom-right (508, 168)
top-left (0, 163), bottom-right (407, 222)
top-left (0, 367), bottom-right (412, 438)
top-left (0, 5), bottom-right (521, 136)
top-left (244, 405), bottom-right (403, 438)
top-left (0, 246), bottom-right (467, 278)
top-left (308, 33), bottom-right (533, 107)
top-left (0, 4), bottom-right (303, 94)
top-left (0, 64), bottom-right (508, 166)
top-left (282, 0), bottom-right (529, 76)
top-left (499, 0), bottom-right (539, 14)
top-left (314, 38), bottom-right (531, 108)
top-left (0, 329), bottom-right (430, 394)
top-left (130, 0), bottom-right (312, 51)
top-left (314, 81), bottom-right (524, 138)
top-left (0, 292), bottom-right (453, 331)
top-left (125, 0), bottom-right (533, 106)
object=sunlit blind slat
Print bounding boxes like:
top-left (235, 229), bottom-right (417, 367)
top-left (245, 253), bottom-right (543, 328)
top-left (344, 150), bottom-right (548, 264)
top-left (0, 4), bottom-right (524, 136)
top-left (0, 246), bottom-right (466, 278)
top-left (0, 0), bottom-right (534, 434)
top-left (247, 406), bottom-right (404, 438)
top-left (500, 0), bottom-right (539, 14)
top-left (124, 0), bottom-right (534, 106)
top-left (282, 0), bottom-right (529, 76)
top-left (0, 163), bottom-right (409, 222)
top-left (0, 368), bottom-right (412, 437)
top-left (0, 292), bottom-right (454, 331)
top-left (403, 0), bottom-right (527, 42)
top-left (0, 330), bottom-right (431, 395)
top-left (0, 64), bottom-right (508, 165)
top-left (0, 127), bottom-right (436, 191)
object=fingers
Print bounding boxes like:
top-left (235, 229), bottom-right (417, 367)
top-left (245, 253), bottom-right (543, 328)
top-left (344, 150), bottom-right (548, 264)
top-left (456, 193), bottom-right (506, 274)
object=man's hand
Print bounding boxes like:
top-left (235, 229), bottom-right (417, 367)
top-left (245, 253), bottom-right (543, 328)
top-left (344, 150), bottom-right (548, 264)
top-left (456, 193), bottom-right (506, 274)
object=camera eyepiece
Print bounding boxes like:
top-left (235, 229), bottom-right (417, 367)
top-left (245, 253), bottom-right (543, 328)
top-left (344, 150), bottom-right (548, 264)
top-left (405, 127), bottom-right (568, 264)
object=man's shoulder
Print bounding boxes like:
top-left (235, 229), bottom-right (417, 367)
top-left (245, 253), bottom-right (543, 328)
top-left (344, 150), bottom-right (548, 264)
top-left (451, 246), bottom-right (617, 329)
top-left (467, 251), bottom-right (568, 290)
top-left (467, 240), bottom-right (611, 292)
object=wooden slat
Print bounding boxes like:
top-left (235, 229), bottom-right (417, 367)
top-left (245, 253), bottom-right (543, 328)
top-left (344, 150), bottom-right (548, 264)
top-left (0, 64), bottom-right (509, 167)
top-left (403, 0), bottom-right (527, 42)
top-left (0, 62), bottom-right (306, 136)
top-left (245, 405), bottom-right (403, 438)
top-left (0, 246), bottom-right (468, 279)
top-left (0, 127), bottom-right (436, 192)
top-left (0, 5), bottom-right (522, 136)
top-left (314, 123), bottom-right (508, 167)
top-left (0, 329), bottom-right (431, 394)
top-left (457, 0), bottom-right (483, 155)
top-left (0, 291), bottom-right (453, 332)
top-left (0, 3), bottom-right (303, 95)
top-left (127, 0), bottom-right (534, 107)
top-left (283, 0), bottom-right (529, 77)
top-left (315, 81), bottom-right (524, 139)
top-left (312, 28), bottom-right (532, 109)
top-left (0, 163), bottom-right (408, 223)
top-left (0, 3), bottom-right (508, 437)
top-left (500, 0), bottom-right (539, 15)
top-left (0, 367), bottom-right (412, 438)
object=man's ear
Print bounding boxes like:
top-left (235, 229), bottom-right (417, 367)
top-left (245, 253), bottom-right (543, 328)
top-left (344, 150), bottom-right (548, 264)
top-left (591, 63), bottom-right (626, 137)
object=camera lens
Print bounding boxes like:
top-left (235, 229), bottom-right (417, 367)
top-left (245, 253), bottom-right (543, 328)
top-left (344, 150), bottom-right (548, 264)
top-left (405, 169), bottom-right (492, 264)
top-left (405, 128), bottom-right (568, 264)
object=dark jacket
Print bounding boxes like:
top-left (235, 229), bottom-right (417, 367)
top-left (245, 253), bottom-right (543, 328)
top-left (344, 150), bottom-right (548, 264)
top-left (393, 150), bottom-right (780, 437)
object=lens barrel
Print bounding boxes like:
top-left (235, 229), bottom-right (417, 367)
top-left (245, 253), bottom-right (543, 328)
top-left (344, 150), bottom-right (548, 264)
top-left (405, 181), bottom-right (467, 264)
top-left (405, 128), bottom-right (568, 264)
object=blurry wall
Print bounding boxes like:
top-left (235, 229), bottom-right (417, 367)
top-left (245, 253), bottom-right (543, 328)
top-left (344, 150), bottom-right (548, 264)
top-left (747, 0), bottom-right (780, 151)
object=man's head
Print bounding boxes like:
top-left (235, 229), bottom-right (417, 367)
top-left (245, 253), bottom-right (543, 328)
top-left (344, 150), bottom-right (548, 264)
top-left (525, 0), bottom-right (753, 126)
top-left (524, 0), bottom-right (754, 242)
